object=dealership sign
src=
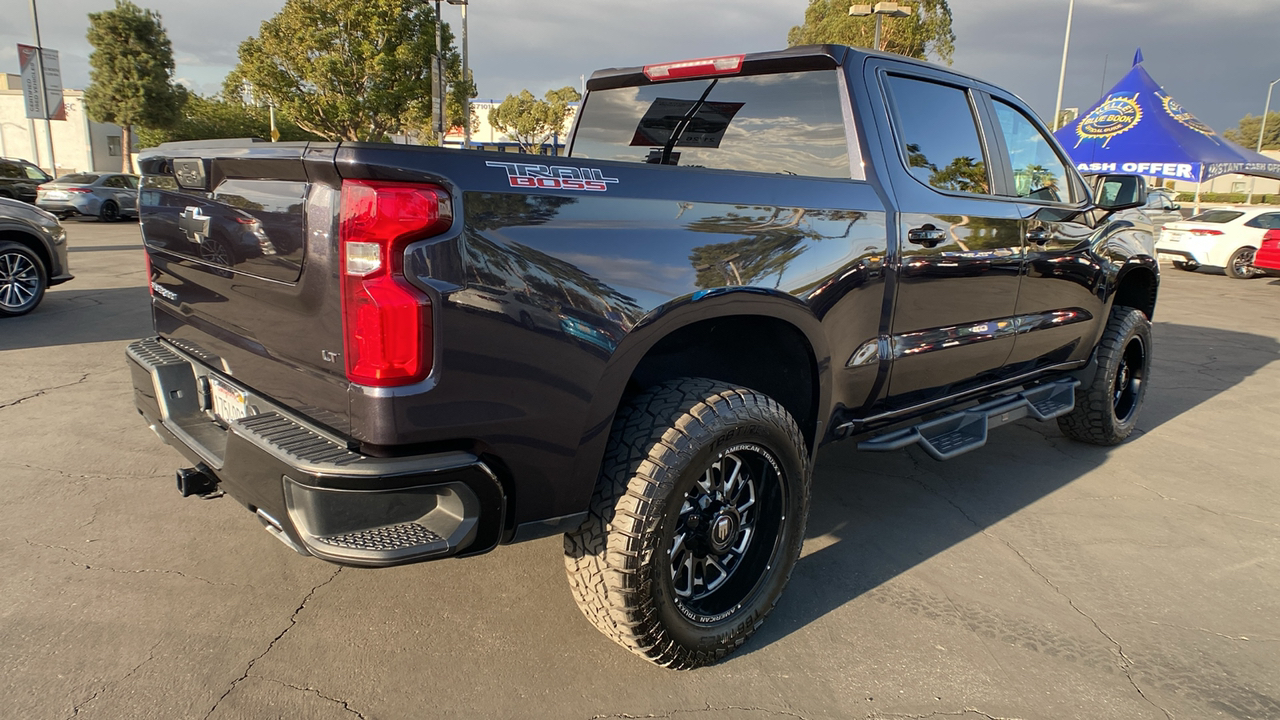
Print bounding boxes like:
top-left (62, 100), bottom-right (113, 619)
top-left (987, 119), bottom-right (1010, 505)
top-left (18, 44), bottom-right (66, 121)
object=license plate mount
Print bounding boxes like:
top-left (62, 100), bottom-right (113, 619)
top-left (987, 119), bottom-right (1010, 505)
top-left (210, 377), bottom-right (248, 425)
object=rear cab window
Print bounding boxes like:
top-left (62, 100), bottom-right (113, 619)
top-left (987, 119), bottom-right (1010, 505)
top-left (882, 74), bottom-right (991, 195)
top-left (1187, 210), bottom-right (1243, 224)
top-left (570, 69), bottom-right (855, 179)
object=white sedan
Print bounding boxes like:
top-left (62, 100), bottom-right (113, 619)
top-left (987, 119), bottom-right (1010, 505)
top-left (1156, 206), bottom-right (1280, 279)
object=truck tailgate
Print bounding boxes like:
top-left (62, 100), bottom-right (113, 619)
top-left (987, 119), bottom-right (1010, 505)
top-left (139, 143), bottom-right (352, 437)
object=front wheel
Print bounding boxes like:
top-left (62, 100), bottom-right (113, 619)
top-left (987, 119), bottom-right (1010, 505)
top-left (1058, 305), bottom-right (1151, 445)
top-left (0, 241), bottom-right (48, 317)
top-left (564, 379), bottom-right (811, 669)
top-left (1224, 247), bottom-right (1258, 279)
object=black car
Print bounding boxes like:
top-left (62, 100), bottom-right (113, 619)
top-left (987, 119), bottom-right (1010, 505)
top-left (0, 196), bottom-right (73, 316)
top-left (0, 157), bottom-right (53, 204)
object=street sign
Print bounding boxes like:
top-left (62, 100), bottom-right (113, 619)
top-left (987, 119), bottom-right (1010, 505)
top-left (17, 44), bottom-right (66, 121)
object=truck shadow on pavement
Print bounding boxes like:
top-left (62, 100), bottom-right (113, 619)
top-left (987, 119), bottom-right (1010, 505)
top-left (0, 286), bottom-right (152, 351)
top-left (749, 319), bottom-right (1280, 654)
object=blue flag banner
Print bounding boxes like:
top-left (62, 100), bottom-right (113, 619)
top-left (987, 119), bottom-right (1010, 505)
top-left (1054, 57), bottom-right (1280, 183)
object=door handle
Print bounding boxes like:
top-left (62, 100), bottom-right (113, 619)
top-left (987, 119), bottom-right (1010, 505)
top-left (907, 226), bottom-right (948, 248)
top-left (1026, 229), bottom-right (1051, 246)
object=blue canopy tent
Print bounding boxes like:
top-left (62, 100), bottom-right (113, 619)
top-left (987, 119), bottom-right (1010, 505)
top-left (1054, 51), bottom-right (1280, 209)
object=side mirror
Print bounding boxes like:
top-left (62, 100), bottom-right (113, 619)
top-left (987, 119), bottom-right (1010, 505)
top-left (1092, 174), bottom-right (1147, 211)
top-left (1171, 203), bottom-right (1182, 210)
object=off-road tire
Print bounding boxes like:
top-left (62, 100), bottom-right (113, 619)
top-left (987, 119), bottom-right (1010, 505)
top-left (0, 240), bottom-right (48, 317)
top-left (564, 378), bottom-right (811, 669)
top-left (1171, 260), bottom-right (1198, 272)
top-left (1058, 305), bottom-right (1151, 445)
top-left (1224, 247), bottom-right (1257, 279)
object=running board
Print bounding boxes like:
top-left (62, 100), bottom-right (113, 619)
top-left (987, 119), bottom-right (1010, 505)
top-left (857, 379), bottom-right (1079, 460)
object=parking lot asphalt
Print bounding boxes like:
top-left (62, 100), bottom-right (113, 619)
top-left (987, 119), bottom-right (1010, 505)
top-left (2, 218), bottom-right (1278, 720)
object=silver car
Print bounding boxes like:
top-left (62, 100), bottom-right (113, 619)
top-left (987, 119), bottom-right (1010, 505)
top-left (1141, 188), bottom-right (1184, 234)
top-left (36, 172), bottom-right (139, 222)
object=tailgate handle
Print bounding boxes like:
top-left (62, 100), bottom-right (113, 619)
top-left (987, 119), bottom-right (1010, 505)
top-left (1026, 229), bottom-right (1052, 245)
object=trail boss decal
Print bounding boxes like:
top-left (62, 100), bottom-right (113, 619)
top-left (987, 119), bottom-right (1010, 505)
top-left (486, 161), bottom-right (619, 192)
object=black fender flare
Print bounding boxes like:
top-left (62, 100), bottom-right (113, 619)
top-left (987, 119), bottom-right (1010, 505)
top-left (563, 288), bottom-right (833, 507)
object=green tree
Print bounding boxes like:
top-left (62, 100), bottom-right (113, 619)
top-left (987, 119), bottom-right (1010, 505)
top-left (787, 0), bottom-right (955, 64)
top-left (135, 87), bottom-right (322, 148)
top-left (232, 0), bottom-right (462, 142)
top-left (488, 86), bottom-right (581, 154)
top-left (1224, 111), bottom-right (1280, 151)
top-left (83, 0), bottom-right (182, 172)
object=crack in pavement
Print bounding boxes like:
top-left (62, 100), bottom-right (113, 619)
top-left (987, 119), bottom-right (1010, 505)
top-left (257, 676), bottom-right (368, 719)
top-left (591, 705), bottom-right (808, 719)
top-left (1133, 482), bottom-right (1279, 529)
top-left (24, 539), bottom-right (245, 587)
top-left (0, 373), bottom-right (92, 410)
top-left (63, 639), bottom-right (162, 719)
top-left (903, 475), bottom-right (1176, 720)
top-left (202, 567), bottom-right (342, 720)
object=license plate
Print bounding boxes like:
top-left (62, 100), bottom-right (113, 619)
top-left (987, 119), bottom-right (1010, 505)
top-left (1162, 231), bottom-right (1184, 242)
top-left (210, 378), bottom-right (248, 424)
top-left (45, 190), bottom-right (67, 199)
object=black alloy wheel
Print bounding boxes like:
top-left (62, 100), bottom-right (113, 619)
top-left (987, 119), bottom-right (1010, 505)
top-left (99, 200), bottom-right (120, 222)
top-left (1111, 335), bottom-right (1145, 424)
top-left (0, 241), bottom-right (48, 317)
top-left (1058, 305), bottom-right (1152, 445)
top-left (564, 378), bottom-right (810, 669)
top-left (666, 445), bottom-right (787, 624)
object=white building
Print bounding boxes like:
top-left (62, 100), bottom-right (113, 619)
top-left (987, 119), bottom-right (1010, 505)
top-left (1166, 150), bottom-right (1280, 198)
top-left (444, 100), bottom-right (580, 154)
top-left (0, 73), bottom-right (130, 175)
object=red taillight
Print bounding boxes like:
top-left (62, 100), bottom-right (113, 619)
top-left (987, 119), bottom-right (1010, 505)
top-left (65, 187), bottom-right (92, 193)
top-left (643, 54), bottom-right (744, 81)
top-left (339, 179), bottom-right (452, 387)
top-left (1189, 228), bottom-right (1223, 236)
top-left (1263, 228), bottom-right (1280, 248)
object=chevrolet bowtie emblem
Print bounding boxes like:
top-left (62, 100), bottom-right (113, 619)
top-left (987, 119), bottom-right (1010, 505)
top-left (179, 206), bottom-right (211, 243)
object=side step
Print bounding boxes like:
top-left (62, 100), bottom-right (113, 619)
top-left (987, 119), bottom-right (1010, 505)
top-left (857, 379), bottom-right (1079, 460)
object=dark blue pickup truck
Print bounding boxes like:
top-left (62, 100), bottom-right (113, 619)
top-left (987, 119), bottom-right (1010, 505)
top-left (127, 45), bottom-right (1158, 668)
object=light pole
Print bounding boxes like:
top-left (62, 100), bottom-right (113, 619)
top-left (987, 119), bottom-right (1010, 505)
top-left (29, 0), bottom-right (57, 173)
top-left (1053, 0), bottom-right (1075, 131)
top-left (849, 2), bottom-right (913, 53)
top-left (446, 0), bottom-right (468, 149)
top-left (1246, 76), bottom-right (1279, 205)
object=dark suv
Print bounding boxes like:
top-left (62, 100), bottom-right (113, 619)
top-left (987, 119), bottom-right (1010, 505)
top-left (0, 157), bottom-right (53, 204)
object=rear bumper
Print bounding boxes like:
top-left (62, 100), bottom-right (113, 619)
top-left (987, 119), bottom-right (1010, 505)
top-left (126, 337), bottom-right (506, 566)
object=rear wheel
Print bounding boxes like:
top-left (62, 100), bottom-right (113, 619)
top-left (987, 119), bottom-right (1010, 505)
top-left (564, 378), bottom-right (811, 669)
top-left (1224, 247), bottom-right (1257, 279)
top-left (0, 241), bottom-right (48, 318)
top-left (99, 200), bottom-right (120, 223)
top-left (1171, 260), bottom-right (1198, 272)
top-left (1058, 305), bottom-right (1151, 445)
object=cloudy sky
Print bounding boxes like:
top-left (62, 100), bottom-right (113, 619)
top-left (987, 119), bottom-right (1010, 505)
top-left (1, 0), bottom-right (1275, 135)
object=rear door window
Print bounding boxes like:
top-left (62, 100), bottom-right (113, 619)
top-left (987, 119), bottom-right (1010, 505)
top-left (883, 75), bottom-right (991, 195)
top-left (571, 70), bottom-right (853, 179)
top-left (1244, 213), bottom-right (1280, 229)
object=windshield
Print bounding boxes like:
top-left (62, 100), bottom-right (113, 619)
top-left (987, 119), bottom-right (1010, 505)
top-left (1185, 210), bottom-right (1242, 224)
top-left (571, 70), bottom-right (852, 179)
